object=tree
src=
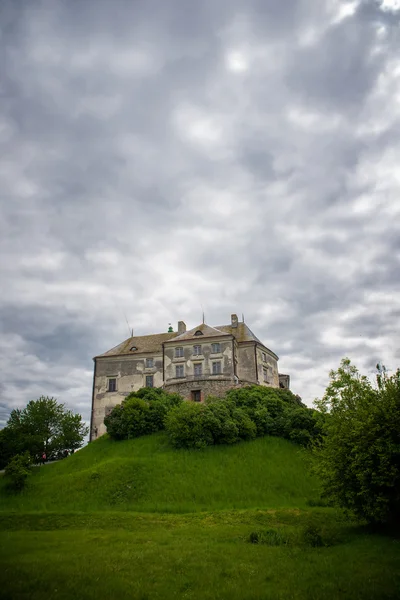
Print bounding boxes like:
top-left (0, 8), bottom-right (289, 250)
top-left (313, 358), bottom-right (400, 525)
top-left (0, 396), bottom-right (88, 466)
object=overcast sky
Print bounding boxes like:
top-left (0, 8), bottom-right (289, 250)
top-left (1, 0), bottom-right (400, 428)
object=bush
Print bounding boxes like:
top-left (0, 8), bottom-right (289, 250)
top-left (165, 385), bottom-right (323, 450)
top-left (313, 359), bottom-right (400, 525)
top-left (166, 402), bottom-right (213, 449)
top-left (5, 452), bottom-right (32, 491)
top-left (104, 389), bottom-right (183, 441)
top-left (105, 383), bottom-right (322, 451)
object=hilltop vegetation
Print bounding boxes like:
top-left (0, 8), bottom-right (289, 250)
top-left (105, 385), bottom-right (324, 449)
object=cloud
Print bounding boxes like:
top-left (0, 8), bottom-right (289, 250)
top-left (0, 0), bottom-right (399, 429)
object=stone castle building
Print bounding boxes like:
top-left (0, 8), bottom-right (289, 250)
top-left (90, 314), bottom-right (290, 441)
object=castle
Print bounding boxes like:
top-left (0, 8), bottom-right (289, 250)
top-left (90, 314), bottom-right (290, 441)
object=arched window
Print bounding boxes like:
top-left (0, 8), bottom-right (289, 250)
top-left (194, 330), bottom-right (204, 336)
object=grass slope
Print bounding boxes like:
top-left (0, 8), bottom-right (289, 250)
top-left (1, 433), bottom-right (400, 599)
top-left (0, 433), bottom-right (319, 512)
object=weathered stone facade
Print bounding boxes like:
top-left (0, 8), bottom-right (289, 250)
top-left (90, 315), bottom-right (289, 441)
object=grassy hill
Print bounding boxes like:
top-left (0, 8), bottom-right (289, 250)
top-left (1, 433), bottom-right (400, 600)
top-left (0, 433), bottom-right (319, 512)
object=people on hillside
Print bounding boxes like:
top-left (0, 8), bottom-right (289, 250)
top-left (41, 452), bottom-right (47, 465)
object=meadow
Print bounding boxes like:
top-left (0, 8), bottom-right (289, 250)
top-left (1, 433), bottom-right (400, 599)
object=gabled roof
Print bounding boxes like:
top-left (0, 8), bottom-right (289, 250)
top-left (215, 322), bottom-right (262, 344)
top-left (95, 331), bottom-right (178, 358)
top-left (216, 322), bottom-right (279, 359)
top-left (166, 322), bottom-right (231, 343)
top-left (94, 321), bottom-right (278, 360)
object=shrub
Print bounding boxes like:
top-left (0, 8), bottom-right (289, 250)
top-left (313, 359), bottom-right (400, 525)
top-left (166, 402), bottom-right (213, 449)
top-left (104, 389), bottom-right (183, 441)
top-left (248, 528), bottom-right (293, 546)
top-left (301, 524), bottom-right (323, 547)
top-left (5, 452), bottom-right (32, 491)
top-left (165, 385), bottom-right (323, 450)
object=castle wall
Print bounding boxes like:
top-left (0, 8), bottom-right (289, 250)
top-left (236, 343), bottom-right (257, 383)
top-left (164, 377), bottom-right (244, 401)
top-left (255, 346), bottom-right (279, 387)
top-left (163, 336), bottom-right (234, 383)
top-left (91, 354), bottom-right (163, 440)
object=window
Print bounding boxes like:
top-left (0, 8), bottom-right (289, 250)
top-left (175, 347), bottom-right (184, 358)
top-left (211, 342), bottom-right (221, 354)
top-left (263, 366), bottom-right (272, 383)
top-left (194, 363), bottom-right (202, 376)
top-left (176, 364), bottom-right (184, 378)
top-left (212, 361), bottom-right (221, 375)
top-left (194, 330), bottom-right (203, 336)
top-left (193, 345), bottom-right (202, 355)
top-left (130, 346), bottom-right (137, 351)
top-left (108, 378), bottom-right (116, 392)
top-left (145, 375), bottom-right (154, 388)
top-left (192, 390), bottom-right (201, 402)
top-left (145, 358), bottom-right (154, 368)
top-left (262, 352), bottom-right (267, 362)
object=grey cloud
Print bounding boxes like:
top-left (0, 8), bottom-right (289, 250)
top-left (0, 0), bottom-right (399, 425)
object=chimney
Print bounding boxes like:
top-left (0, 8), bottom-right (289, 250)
top-left (178, 321), bottom-right (186, 335)
top-left (231, 314), bottom-right (238, 328)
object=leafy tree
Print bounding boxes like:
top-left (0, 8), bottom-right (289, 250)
top-left (58, 410), bottom-right (90, 452)
top-left (0, 397), bottom-right (88, 465)
top-left (312, 358), bottom-right (400, 525)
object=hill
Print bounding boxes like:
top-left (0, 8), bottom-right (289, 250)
top-left (2, 432), bottom-right (400, 599)
top-left (0, 432), bottom-right (319, 512)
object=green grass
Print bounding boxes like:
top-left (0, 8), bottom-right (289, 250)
top-left (0, 433), bottom-right (319, 512)
top-left (1, 434), bottom-right (400, 599)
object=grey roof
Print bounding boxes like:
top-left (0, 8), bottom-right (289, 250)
top-left (95, 331), bottom-right (178, 358)
top-left (95, 321), bottom-right (278, 360)
top-left (216, 322), bottom-right (262, 344)
top-left (165, 322), bottom-right (231, 343)
top-left (216, 323), bottom-right (278, 359)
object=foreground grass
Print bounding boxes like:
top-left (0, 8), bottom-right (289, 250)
top-left (0, 433), bottom-right (319, 512)
top-left (2, 435), bottom-right (400, 599)
top-left (1, 510), bottom-right (400, 600)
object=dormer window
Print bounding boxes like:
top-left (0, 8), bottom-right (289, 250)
top-left (194, 330), bottom-right (203, 336)
top-left (130, 346), bottom-right (137, 351)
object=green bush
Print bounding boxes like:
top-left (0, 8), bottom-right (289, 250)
top-left (5, 452), bottom-right (32, 491)
top-left (165, 385), bottom-right (323, 450)
top-left (313, 359), bottom-right (400, 525)
top-left (106, 384), bottom-right (323, 451)
top-left (104, 389), bottom-right (183, 441)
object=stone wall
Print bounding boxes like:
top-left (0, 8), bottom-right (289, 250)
top-left (255, 346), bottom-right (279, 387)
top-left (279, 373), bottom-right (290, 389)
top-left (91, 354), bottom-right (163, 440)
top-left (163, 336), bottom-right (234, 383)
top-left (164, 377), bottom-right (250, 401)
top-left (236, 344), bottom-right (257, 382)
